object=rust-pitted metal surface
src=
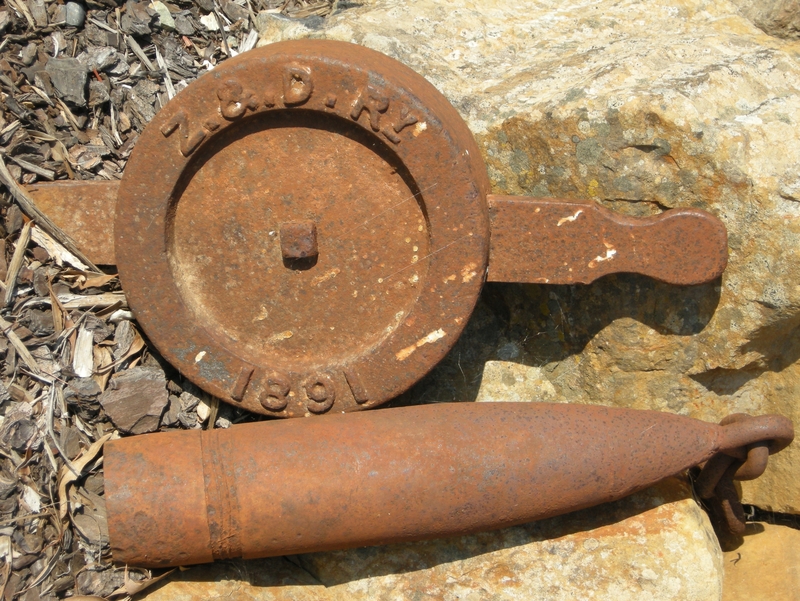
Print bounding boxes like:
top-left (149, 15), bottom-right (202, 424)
top-left (103, 402), bottom-right (793, 568)
top-left (109, 40), bottom-right (729, 417)
top-left (26, 180), bottom-right (118, 265)
top-left (115, 40), bottom-right (490, 418)
top-left (487, 196), bottom-right (728, 285)
top-left (696, 413), bottom-right (794, 535)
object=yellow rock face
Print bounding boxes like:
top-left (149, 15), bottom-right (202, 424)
top-left (259, 0), bottom-right (800, 513)
top-left (723, 522), bottom-right (800, 601)
top-left (143, 478), bottom-right (723, 601)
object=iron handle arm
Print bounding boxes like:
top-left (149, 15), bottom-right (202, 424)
top-left (486, 195), bottom-right (728, 285)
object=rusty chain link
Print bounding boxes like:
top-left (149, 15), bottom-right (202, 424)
top-left (696, 413), bottom-right (794, 534)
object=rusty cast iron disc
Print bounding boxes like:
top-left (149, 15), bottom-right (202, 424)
top-left (115, 40), bottom-right (490, 417)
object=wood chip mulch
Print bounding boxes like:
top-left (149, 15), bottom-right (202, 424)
top-left (0, 1), bottom-right (334, 599)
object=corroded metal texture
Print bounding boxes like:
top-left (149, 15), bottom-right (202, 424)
top-left (115, 40), bottom-right (491, 418)
top-left (104, 402), bottom-right (793, 568)
top-left (111, 40), bottom-right (730, 418)
top-left (26, 180), bottom-right (118, 265)
top-left (487, 196), bottom-right (728, 285)
top-left (695, 413), bottom-right (792, 535)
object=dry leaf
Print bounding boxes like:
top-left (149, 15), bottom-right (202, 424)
top-left (48, 280), bottom-right (66, 334)
top-left (93, 345), bottom-right (114, 390)
top-left (97, 329), bottom-right (145, 374)
top-left (78, 273), bottom-right (118, 290)
top-left (111, 568), bottom-right (175, 597)
top-left (4, 220), bottom-right (33, 307)
top-left (58, 433), bottom-right (113, 520)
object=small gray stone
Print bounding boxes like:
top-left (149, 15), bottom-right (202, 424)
top-left (60, 426), bottom-right (83, 460)
top-left (1, 415), bottom-right (37, 451)
top-left (5, 205), bottom-right (23, 236)
top-left (150, 0), bottom-right (175, 29)
top-left (174, 13), bottom-right (195, 36)
top-left (33, 70), bottom-right (55, 98)
top-left (51, 4), bottom-right (66, 25)
top-left (100, 366), bottom-right (169, 434)
top-left (24, 309), bottom-right (54, 337)
top-left (176, 388), bottom-right (202, 429)
top-left (179, 389), bottom-right (200, 412)
top-left (89, 79), bottom-right (110, 107)
top-left (32, 268), bottom-right (49, 297)
top-left (77, 46), bottom-right (122, 73)
top-left (177, 411), bottom-right (198, 429)
top-left (20, 43), bottom-right (38, 67)
top-left (65, 2), bottom-right (86, 28)
top-left (65, 377), bottom-right (102, 400)
top-left (76, 566), bottom-right (122, 598)
top-left (112, 320), bottom-right (135, 362)
top-left (0, 11), bottom-right (10, 35)
top-left (45, 57), bottom-right (87, 107)
top-left (161, 394), bottom-right (181, 427)
top-left (222, 0), bottom-right (249, 23)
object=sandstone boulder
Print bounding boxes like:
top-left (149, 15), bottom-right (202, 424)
top-left (723, 522), bottom-right (800, 601)
top-left (731, 0), bottom-right (800, 39)
top-left (143, 478), bottom-right (723, 601)
top-left (258, 0), bottom-right (800, 513)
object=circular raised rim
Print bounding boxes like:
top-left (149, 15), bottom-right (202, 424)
top-left (115, 40), bottom-right (490, 417)
top-left (165, 108), bottom-right (431, 370)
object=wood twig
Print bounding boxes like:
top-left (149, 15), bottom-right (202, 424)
top-left (8, 156), bottom-right (55, 180)
top-left (0, 314), bottom-right (43, 376)
top-left (48, 386), bottom-right (79, 477)
top-left (154, 46), bottom-right (176, 100)
top-left (125, 35), bottom-right (156, 71)
top-left (4, 220), bottom-right (33, 307)
top-left (57, 292), bottom-right (128, 310)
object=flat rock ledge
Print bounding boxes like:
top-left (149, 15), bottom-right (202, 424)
top-left (142, 477), bottom-right (722, 601)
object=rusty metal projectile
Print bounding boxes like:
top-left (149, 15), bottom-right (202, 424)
top-left (104, 402), bottom-right (792, 568)
top-left (25, 41), bottom-right (728, 417)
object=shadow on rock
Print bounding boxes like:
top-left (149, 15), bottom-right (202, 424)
top-left (392, 273), bottom-right (722, 407)
top-left (691, 312), bottom-right (800, 395)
